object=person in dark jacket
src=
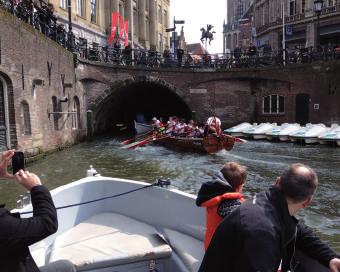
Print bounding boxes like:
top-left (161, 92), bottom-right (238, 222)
top-left (0, 150), bottom-right (58, 272)
top-left (196, 162), bottom-right (246, 250)
top-left (199, 163), bottom-right (340, 272)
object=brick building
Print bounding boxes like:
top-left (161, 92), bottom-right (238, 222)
top-left (223, 0), bottom-right (254, 52)
top-left (254, 0), bottom-right (340, 50)
top-left (50, 0), bottom-right (170, 51)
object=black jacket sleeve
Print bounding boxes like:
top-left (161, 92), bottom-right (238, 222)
top-left (0, 185), bottom-right (58, 254)
top-left (296, 223), bottom-right (339, 267)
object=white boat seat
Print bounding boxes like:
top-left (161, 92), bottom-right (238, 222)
top-left (48, 213), bottom-right (172, 271)
top-left (162, 228), bottom-right (204, 272)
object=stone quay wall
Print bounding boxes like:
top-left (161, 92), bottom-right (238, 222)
top-left (0, 9), bottom-right (86, 157)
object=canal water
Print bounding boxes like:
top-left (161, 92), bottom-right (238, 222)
top-left (0, 136), bottom-right (339, 251)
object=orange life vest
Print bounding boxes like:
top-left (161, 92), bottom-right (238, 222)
top-left (201, 192), bottom-right (245, 250)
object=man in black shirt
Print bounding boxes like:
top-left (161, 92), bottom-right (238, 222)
top-left (199, 163), bottom-right (340, 272)
top-left (0, 150), bottom-right (58, 272)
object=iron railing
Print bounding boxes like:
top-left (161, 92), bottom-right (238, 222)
top-left (1, 0), bottom-right (340, 70)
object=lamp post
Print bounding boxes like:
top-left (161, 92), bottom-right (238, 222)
top-left (166, 17), bottom-right (185, 57)
top-left (314, 0), bottom-right (323, 51)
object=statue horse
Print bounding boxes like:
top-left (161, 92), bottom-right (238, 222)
top-left (200, 24), bottom-right (216, 45)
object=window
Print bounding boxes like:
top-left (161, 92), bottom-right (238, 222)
top-left (60, 0), bottom-right (67, 9)
top-left (289, 0), bottom-right (296, 15)
top-left (159, 33), bottom-right (163, 52)
top-left (52, 96), bottom-right (60, 130)
top-left (77, 0), bottom-right (85, 17)
top-left (158, 5), bottom-right (162, 24)
top-left (90, 0), bottom-right (97, 23)
top-left (20, 101), bottom-right (31, 135)
top-left (263, 95), bottom-right (285, 114)
top-left (301, 0), bottom-right (306, 13)
top-left (72, 96), bottom-right (81, 129)
top-left (163, 10), bottom-right (167, 27)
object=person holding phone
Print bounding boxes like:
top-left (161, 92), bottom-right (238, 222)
top-left (0, 150), bottom-right (58, 272)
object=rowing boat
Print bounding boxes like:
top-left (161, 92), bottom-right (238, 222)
top-left (155, 134), bottom-right (239, 154)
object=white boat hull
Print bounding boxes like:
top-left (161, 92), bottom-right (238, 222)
top-left (14, 176), bottom-right (330, 272)
top-left (279, 136), bottom-right (290, 142)
top-left (253, 134), bottom-right (267, 140)
top-left (17, 177), bottom-right (205, 272)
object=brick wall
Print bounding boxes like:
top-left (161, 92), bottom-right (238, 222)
top-left (78, 60), bottom-right (340, 130)
top-left (0, 9), bottom-right (86, 154)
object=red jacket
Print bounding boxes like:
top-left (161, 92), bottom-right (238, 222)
top-left (201, 192), bottom-right (244, 250)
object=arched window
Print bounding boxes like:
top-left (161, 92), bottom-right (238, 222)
top-left (72, 96), bottom-right (81, 129)
top-left (263, 94), bottom-right (285, 114)
top-left (20, 101), bottom-right (31, 135)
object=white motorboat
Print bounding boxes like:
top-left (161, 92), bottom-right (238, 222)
top-left (135, 120), bottom-right (152, 135)
top-left (14, 172), bottom-right (330, 272)
top-left (16, 175), bottom-right (205, 272)
top-left (318, 124), bottom-right (340, 146)
top-left (243, 123), bottom-right (275, 139)
top-left (265, 123), bottom-right (290, 141)
top-left (289, 124), bottom-right (329, 144)
top-left (224, 122), bottom-right (253, 137)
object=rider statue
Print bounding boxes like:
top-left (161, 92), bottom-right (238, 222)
top-left (200, 24), bottom-right (216, 45)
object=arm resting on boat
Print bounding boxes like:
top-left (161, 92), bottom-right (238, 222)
top-left (296, 223), bottom-right (339, 268)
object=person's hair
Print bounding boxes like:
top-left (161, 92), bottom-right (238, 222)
top-left (220, 162), bottom-right (247, 189)
top-left (279, 163), bottom-right (318, 202)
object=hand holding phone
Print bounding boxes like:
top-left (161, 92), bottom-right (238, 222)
top-left (12, 151), bottom-right (25, 175)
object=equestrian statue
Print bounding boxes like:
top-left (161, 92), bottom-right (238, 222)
top-left (200, 24), bottom-right (216, 45)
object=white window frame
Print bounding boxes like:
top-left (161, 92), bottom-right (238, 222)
top-left (262, 94), bottom-right (285, 114)
top-left (60, 0), bottom-right (67, 9)
top-left (77, 0), bottom-right (85, 17)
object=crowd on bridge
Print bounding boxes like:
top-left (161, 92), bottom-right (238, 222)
top-left (2, 0), bottom-right (340, 70)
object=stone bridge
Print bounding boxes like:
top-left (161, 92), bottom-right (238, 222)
top-left (77, 59), bottom-right (340, 133)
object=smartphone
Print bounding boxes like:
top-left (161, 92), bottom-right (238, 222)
top-left (12, 151), bottom-right (25, 174)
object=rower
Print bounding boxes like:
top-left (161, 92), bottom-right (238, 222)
top-left (204, 116), bottom-right (222, 137)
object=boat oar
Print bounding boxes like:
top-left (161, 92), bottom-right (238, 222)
top-left (122, 135), bottom-right (155, 149)
top-left (223, 134), bottom-right (247, 143)
top-left (121, 130), bottom-right (153, 145)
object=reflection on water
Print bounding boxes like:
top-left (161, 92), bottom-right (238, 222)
top-left (0, 137), bottom-right (339, 251)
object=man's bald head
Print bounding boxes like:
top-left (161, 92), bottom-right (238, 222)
top-left (279, 163), bottom-right (318, 203)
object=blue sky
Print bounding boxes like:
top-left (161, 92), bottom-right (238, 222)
top-left (170, 0), bottom-right (227, 53)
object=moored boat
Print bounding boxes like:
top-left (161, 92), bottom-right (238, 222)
top-left (224, 122), bottom-right (253, 137)
top-left (318, 124), bottom-right (340, 146)
top-left (289, 124), bottom-right (329, 144)
top-left (135, 120), bottom-right (152, 135)
top-left (265, 123), bottom-right (290, 141)
top-left (243, 123), bottom-right (274, 139)
top-left (15, 174), bottom-right (329, 272)
top-left (277, 123), bottom-right (301, 141)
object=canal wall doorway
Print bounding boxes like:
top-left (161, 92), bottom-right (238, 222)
top-left (296, 93), bottom-right (310, 125)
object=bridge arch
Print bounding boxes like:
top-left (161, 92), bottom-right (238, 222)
top-left (88, 77), bottom-right (193, 134)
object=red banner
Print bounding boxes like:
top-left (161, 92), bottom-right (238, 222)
top-left (108, 12), bottom-right (129, 46)
top-left (108, 12), bottom-right (120, 45)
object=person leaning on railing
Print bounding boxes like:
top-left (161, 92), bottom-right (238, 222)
top-left (0, 150), bottom-right (58, 272)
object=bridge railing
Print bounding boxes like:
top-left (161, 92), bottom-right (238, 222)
top-left (1, 0), bottom-right (340, 70)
